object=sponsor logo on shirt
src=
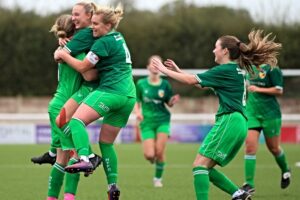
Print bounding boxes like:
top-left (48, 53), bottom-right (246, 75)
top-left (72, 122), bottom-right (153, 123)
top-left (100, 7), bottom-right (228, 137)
top-left (143, 97), bottom-right (162, 104)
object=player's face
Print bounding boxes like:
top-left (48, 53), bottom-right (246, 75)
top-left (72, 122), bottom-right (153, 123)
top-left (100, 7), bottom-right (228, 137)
top-left (72, 5), bottom-right (91, 29)
top-left (148, 63), bottom-right (159, 75)
top-left (213, 39), bottom-right (226, 64)
top-left (91, 14), bottom-right (111, 37)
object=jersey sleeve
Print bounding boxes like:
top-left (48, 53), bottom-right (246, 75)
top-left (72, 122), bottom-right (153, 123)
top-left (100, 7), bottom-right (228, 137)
top-left (195, 65), bottom-right (225, 88)
top-left (269, 67), bottom-right (283, 89)
top-left (65, 29), bottom-right (93, 56)
top-left (90, 39), bottom-right (109, 58)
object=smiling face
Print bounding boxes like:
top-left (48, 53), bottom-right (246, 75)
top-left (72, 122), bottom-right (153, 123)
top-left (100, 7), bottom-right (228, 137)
top-left (71, 5), bottom-right (92, 29)
top-left (91, 14), bottom-right (111, 37)
top-left (213, 39), bottom-right (228, 64)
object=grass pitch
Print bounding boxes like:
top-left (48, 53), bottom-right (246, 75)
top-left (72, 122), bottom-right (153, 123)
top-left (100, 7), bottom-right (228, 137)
top-left (0, 143), bottom-right (299, 200)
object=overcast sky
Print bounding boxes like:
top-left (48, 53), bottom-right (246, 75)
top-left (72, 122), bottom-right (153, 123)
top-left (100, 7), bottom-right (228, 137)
top-left (1, 0), bottom-right (300, 24)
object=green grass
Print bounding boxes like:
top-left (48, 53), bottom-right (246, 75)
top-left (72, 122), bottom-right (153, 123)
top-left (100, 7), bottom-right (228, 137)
top-left (0, 143), bottom-right (299, 200)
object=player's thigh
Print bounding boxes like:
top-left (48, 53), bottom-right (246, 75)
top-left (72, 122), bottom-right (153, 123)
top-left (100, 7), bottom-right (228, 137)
top-left (72, 103), bottom-right (101, 125)
top-left (60, 98), bottom-right (80, 122)
top-left (245, 129), bottom-right (260, 154)
top-left (155, 133), bottom-right (169, 154)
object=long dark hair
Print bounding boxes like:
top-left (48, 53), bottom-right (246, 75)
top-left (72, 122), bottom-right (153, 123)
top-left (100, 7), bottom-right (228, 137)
top-left (219, 29), bottom-right (282, 74)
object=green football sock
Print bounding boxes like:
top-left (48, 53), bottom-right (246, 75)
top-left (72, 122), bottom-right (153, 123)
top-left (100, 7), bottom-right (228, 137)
top-left (193, 166), bottom-right (209, 200)
top-left (275, 150), bottom-right (289, 173)
top-left (61, 122), bottom-right (69, 134)
top-left (209, 168), bottom-right (239, 195)
top-left (244, 155), bottom-right (256, 187)
top-left (99, 142), bottom-right (118, 184)
top-left (64, 158), bottom-right (80, 195)
top-left (155, 161), bottom-right (165, 179)
top-left (48, 162), bottom-right (65, 198)
top-left (68, 118), bottom-right (90, 157)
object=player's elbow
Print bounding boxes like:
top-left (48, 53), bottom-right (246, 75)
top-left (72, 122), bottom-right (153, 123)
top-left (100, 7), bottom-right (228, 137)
top-left (277, 90), bottom-right (283, 96)
top-left (77, 66), bottom-right (89, 73)
top-left (185, 78), bottom-right (198, 85)
top-left (276, 88), bottom-right (283, 96)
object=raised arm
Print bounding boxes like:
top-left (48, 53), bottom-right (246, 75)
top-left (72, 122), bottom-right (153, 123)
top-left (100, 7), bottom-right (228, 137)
top-left (151, 57), bottom-right (198, 85)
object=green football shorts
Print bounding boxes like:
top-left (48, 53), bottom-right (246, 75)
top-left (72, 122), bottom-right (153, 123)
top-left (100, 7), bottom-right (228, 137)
top-left (139, 121), bottom-right (170, 141)
top-left (247, 113), bottom-right (282, 138)
top-left (199, 112), bottom-right (247, 167)
top-left (83, 90), bottom-right (136, 128)
top-left (71, 83), bottom-right (98, 104)
top-left (48, 110), bottom-right (62, 149)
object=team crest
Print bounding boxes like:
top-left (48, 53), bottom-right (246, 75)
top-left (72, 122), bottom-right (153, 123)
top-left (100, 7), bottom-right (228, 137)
top-left (158, 89), bottom-right (165, 98)
top-left (259, 70), bottom-right (266, 79)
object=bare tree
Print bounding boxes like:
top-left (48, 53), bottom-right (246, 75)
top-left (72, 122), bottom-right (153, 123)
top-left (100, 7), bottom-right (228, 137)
top-left (256, 0), bottom-right (292, 24)
top-left (109, 0), bottom-right (136, 12)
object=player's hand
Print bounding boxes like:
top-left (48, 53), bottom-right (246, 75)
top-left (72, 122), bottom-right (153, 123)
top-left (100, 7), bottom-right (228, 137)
top-left (151, 57), bottom-right (168, 74)
top-left (58, 37), bottom-right (70, 46)
top-left (248, 85), bottom-right (259, 92)
top-left (164, 59), bottom-right (182, 73)
top-left (168, 94), bottom-right (180, 107)
top-left (54, 49), bottom-right (63, 62)
top-left (136, 113), bottom-right (144, 122)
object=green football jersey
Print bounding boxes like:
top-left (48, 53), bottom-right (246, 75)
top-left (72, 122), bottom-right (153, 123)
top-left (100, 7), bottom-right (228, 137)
top-left (246, 65), bottom-right (283, 119)
top-left (196, 62), bottom-right (247, 118)
top-left (65, 27), bottom-right (95, 56)
top-left (90, 31), bottom-right (135, 97)
top-left (65, 27), bottom-right (98, 89)
top-left (48, 53), bottom-right (85, 112)
top-left (136, 77), bottom-right (173, 123)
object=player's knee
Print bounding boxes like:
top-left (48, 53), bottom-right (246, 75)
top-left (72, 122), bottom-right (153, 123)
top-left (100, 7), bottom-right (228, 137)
top-left (245, 147), bottom-right (256, 155)
top-left (144, 153), bottom-right (155, 161)
top-left (155, 150), bottom-right (164, 160)
top-left (269, 147), bottom-right (281, 156)
top-left (245, 142), bottom-right (257, 154)
top-left (192, 162), bottom-right (208, 168)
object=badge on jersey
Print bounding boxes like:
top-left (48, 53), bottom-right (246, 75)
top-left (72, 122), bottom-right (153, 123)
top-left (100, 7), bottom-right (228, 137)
top-left (259, 70), bottom-right (266, 79)
top-left (86, 51), bottom-right (99, 65)
top-left (158, 89), bottom-right (165, 98)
